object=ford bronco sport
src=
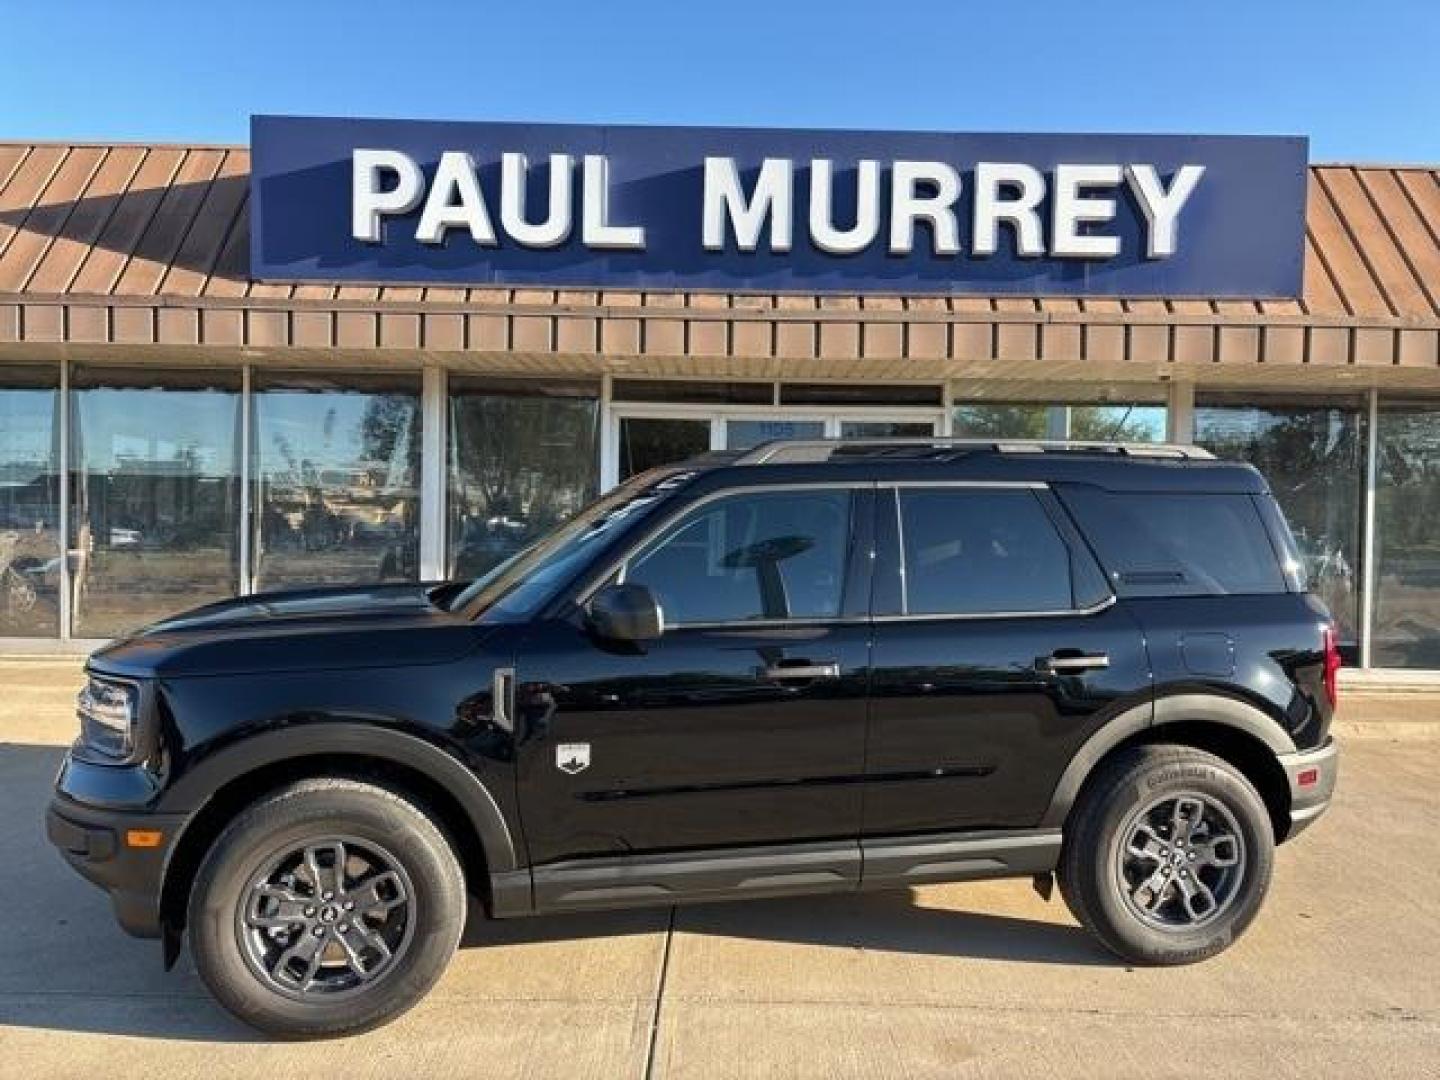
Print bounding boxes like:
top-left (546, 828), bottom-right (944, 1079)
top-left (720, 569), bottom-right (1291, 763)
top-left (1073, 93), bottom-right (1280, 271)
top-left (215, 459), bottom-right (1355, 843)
top-left (47, 438), bottom-right (1339, 1038)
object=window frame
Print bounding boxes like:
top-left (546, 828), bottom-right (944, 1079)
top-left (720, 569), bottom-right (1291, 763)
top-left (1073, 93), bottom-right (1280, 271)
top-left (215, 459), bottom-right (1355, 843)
top-left (875, 481), bottom-right (1115, 622)
top-left (576, 481), bottom-right (874, 629)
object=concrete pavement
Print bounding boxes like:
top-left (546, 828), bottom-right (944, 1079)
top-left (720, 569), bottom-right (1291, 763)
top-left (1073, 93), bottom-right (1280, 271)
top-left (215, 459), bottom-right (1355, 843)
top-left (1, 659), bottom-right (1437, 1078)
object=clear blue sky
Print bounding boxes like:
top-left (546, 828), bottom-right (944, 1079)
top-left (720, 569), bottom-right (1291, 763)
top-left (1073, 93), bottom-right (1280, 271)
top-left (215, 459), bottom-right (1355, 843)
top-left (3, 0), bottom-right (1437, 161)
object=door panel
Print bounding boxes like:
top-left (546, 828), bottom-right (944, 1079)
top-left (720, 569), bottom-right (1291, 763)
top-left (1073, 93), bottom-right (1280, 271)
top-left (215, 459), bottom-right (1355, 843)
top-left (866, 607), bottom-right (1149, 833)
top-left (513, 484), bottom-right (874, 867)
top-left (515, 619), bottom-right (870, 865)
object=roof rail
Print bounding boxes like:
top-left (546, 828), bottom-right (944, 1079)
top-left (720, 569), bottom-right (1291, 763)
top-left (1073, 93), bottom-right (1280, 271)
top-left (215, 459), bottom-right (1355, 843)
top-left (735, 437), bottom-right (1215, 465)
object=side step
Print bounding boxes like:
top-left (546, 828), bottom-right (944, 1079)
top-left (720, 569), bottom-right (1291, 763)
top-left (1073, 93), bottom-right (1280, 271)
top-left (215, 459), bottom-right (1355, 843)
top-left (529, 829), bottom-right (1062, 915)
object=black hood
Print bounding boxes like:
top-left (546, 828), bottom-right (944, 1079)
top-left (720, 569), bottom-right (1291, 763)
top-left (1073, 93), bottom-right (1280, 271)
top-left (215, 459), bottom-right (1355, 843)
top-left (91, 583), bottom-right (489, 679)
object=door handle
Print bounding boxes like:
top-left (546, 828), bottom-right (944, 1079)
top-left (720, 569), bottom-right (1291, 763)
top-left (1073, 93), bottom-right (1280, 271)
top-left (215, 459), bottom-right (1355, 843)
top-left (760, 662), bottom-right (841, 682)
top-left (1038, 652), bottom-right (1110, 674)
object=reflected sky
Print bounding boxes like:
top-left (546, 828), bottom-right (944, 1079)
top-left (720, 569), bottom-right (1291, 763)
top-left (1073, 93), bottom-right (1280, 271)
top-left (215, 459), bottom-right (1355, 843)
top-left (257, 391), bottom-right (418, 487)
top-left (0, 389), bottom-right (57, 478)
top-left (72, 387), bottom-right (239, 476)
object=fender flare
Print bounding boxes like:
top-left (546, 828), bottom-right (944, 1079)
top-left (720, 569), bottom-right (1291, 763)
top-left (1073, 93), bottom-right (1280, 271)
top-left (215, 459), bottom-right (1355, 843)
top-left (1039, 692), bottom-right (1297, 829)
top-left (159, 723), bottom-right (518, 873)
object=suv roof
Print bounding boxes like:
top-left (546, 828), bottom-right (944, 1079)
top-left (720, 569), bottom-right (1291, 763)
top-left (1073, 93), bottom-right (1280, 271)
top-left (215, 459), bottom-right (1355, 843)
top-left (675, 438), bottom-right (1266, 495)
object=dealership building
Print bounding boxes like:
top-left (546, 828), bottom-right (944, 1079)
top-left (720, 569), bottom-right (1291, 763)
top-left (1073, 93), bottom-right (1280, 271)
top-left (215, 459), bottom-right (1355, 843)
top-left (0, 118), bottom-right (1438, 673)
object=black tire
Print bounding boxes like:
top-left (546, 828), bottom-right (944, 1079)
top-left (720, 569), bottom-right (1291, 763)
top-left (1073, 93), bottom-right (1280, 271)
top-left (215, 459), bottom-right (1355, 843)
top-left (1058, 744), bottom-right (1274, 966)
top-left (188, 778), bottom-right (466, 1039)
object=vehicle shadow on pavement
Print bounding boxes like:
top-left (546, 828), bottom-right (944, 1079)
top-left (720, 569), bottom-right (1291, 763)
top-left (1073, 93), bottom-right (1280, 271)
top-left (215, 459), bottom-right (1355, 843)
top-left (2, 740), bottom-right (1112, 1044)
top-left (460, 889), bottom-right (1114, 967)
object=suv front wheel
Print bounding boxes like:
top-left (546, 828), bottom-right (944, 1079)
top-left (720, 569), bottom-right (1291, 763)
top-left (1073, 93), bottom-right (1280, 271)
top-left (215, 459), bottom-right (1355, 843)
top-left (1058, 745), bottom-right (1275, 966)
top-left (188, 778), bottom-right (466, 1038)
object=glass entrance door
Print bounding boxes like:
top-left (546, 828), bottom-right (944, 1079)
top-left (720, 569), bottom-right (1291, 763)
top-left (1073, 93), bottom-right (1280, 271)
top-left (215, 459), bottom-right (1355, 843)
top-left (607, 407), bottom-right (943, 488)
top-left (618, 417), bottom-right (712, 482)
top-left (723, 417), bottom-right (826, 451)
top-left (840, 420), bottom-right (938, 439)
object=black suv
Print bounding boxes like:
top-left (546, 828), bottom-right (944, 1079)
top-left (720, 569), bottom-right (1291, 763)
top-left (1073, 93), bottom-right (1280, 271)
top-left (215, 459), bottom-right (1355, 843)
top-left (47, 439), bottom-right (1339, 1038)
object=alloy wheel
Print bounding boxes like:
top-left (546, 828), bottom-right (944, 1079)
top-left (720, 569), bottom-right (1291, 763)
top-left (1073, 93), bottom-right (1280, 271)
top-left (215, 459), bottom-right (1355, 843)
top-left (1114, 793), bottom-right (1247, 930)
top-left (236, 836), bottom-right (416, 999)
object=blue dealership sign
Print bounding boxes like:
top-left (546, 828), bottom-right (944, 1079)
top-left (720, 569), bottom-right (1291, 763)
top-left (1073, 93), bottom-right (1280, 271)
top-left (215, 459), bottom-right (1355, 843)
top-left (250, 115), bottom-right (1307, 297)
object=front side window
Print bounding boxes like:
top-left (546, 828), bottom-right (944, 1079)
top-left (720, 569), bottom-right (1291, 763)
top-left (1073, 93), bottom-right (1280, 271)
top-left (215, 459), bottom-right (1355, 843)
top-left (622, 489), bottom-right (853, 625)
top-left (897, 488), bottom-right (1075, 615)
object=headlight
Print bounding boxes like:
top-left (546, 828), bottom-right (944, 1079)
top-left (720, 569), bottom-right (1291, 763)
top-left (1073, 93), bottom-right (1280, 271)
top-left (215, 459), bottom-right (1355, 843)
top-left (77, 674), bottom-right (139, 759)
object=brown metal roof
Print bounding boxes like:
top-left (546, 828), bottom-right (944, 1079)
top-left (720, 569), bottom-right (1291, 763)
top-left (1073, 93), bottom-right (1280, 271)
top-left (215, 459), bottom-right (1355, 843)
top-left (1, 141), bottom-right (1439, 379)
top-left (0, 140), bottom-right (1435, 317)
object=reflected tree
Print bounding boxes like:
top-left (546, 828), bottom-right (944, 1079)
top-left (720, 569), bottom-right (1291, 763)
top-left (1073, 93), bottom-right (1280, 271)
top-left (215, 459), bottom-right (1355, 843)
top-left (952, 405), bottom-right (1048, 438)
top-left (448, 394), bottom-right (600, 577)
top-left (1197, 405), bottom-right (1363, 638)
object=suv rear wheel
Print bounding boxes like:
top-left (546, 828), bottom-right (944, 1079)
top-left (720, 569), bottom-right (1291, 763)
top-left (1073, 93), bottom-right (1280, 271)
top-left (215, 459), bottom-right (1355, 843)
top-left (188, 778), bottom-right (466, 1038)
top-left (1058, 745), bottom-right (1274, 965)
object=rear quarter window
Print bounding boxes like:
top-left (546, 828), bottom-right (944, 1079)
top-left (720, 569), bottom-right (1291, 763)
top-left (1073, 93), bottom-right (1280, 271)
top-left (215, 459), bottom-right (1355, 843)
top-left (1056, 486), bottom-right (1287, 597)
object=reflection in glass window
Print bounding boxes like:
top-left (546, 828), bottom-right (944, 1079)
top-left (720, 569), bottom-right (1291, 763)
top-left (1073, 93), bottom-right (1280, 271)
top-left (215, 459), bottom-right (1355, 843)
top-left (723, 418), bottom-right (825, 450)
top-left (952, 403), bottom-right (1050, 439)
top-left (839, 421), bottom-right (936, 438)
top-left (447, 382), bottom-right (600, 579)
top-left (1195, 398), bottom-right (1364, 645)
top-left (1373, 401), bottom-right (1440, 669)
top-left (70, 368), bottom-right (240, 638)
top-left (619, 417), bottom-right (710, 481)
top-left (253, 374), bottom-right (421, 592)
top-left (953, 403), bottom-right (1166, 442)
top-left (625, 490), bottom-right (852, 624)
top-left (899, 489), bottom-right (1072, 614)
top-left (1069, 405), bottom-right (1167, 442)
top-left (0, 366), bottom-right (61, 637)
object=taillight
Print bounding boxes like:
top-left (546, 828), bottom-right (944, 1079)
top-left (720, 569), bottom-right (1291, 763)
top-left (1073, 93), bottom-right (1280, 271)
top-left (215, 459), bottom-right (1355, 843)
top-left (1321, 624), bottom-right (1341, 710)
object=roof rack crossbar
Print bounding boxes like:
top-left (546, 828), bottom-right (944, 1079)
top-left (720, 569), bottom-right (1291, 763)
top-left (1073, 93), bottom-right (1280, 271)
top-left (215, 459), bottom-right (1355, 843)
top-left (735, 437), bottom-right (1215, 465)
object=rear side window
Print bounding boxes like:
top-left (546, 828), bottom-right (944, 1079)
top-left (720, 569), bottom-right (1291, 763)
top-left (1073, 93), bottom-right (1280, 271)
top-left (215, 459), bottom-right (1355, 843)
top-left (897, 488), bottom-right (1077, 614)
top-left (1057, 486), bottom-right (1286, 597)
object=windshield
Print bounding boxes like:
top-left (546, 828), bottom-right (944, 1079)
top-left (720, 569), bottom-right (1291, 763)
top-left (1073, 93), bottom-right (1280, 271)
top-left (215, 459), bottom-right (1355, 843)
top-left (445, 468), bottom-right (698, 619)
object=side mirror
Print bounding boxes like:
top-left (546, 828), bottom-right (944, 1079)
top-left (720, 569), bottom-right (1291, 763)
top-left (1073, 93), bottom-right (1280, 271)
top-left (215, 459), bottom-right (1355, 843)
top-left (587, 582), bottom-right (665, 642)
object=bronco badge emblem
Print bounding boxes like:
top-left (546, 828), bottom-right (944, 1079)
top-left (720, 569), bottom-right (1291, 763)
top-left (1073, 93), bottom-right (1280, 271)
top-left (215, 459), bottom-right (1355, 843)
top-left (556, 743), bottom-right (591, 775)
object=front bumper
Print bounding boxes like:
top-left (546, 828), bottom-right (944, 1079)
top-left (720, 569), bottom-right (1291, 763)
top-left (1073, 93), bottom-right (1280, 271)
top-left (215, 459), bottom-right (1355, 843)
top-left (46, 752), bottom-right (186, 938)
top-left (1279, 736), bottom-right (1339, 840)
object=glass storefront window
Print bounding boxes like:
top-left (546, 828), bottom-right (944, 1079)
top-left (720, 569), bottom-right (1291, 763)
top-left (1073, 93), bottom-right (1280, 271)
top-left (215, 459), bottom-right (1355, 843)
top-left (1372, 401), bottom-right (1440, 669)
top-left (447, 381), bottom-right (600, 579)
top-left (253, 373), bottom-right (421, 592)
top-left (70, 368), bottom-right (240, 639)
top-left (954, 402), bottom-right (1166, 442)
top-left (0, 366), bottom-right (61, 637)
top-left (953, 403), bottom-right (1050, 438)
top-left (1068, 404), bottom-right (1167, 442)
top-left (1194, 396), bottom-right (1365, 650)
